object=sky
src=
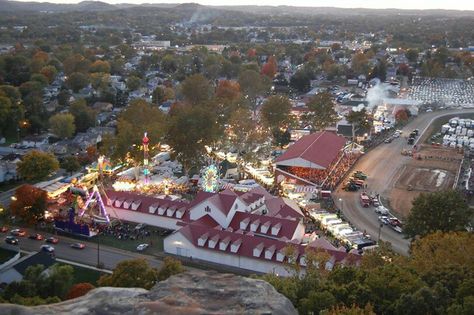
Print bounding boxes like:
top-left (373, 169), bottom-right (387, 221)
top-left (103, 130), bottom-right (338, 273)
top-left (12, 0), bottom-right (474, 11)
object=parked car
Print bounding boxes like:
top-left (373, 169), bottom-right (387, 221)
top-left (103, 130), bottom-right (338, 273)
top-left (70, 243), bottom-right (85, 249)
top-left (135, 223), bottom-right (147, 230)
top-left (10, 229), bottom-right (26, 237)
top-left (136, 243), bottom-right (149, 251)
top-left (5, 236), bottom-right (19, 245)
top-left (28, 233), bottom-right (44, 240)
top-left (0, 226), bottom-right (9, 233)
top-left (45, 237), bottom-right (59, 244)
top-left (41, 244), bottom-right (55, 253)
top-left (378, 216), bottom-right (390, 225)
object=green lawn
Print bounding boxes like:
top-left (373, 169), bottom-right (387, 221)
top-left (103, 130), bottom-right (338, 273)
top-left (67, 264), bottom-right (104, 286)
top-left (97, 232), bottom-right (164, 253)
top-left (0, 247), bottom-right (17, 264)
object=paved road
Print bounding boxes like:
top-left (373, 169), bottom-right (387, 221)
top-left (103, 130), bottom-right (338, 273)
top-left (0, 228), bottom-right (163, 270)
top-left (334, 109), bottom-right (474, 255)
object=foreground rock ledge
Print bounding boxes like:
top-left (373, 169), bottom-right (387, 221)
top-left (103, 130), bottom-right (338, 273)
top-left (0, 270), bottom-right (297, 315)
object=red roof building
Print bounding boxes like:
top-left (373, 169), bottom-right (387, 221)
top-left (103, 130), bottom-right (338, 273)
top-left (274, 131), bottom-right (354, 189)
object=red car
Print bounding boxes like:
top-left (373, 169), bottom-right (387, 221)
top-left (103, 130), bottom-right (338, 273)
top-left (10, 229), bottom-right (27, 237)
top-left (0, 226), bottom-right (8, 233)
top-left (28, 233), bottom-right (44, 240)
top-left (45, 237), bottom-right (59, 244)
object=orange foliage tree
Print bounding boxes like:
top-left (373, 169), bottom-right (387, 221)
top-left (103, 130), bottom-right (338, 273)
top-left (66, 283), bottom-right (96, 300)
top-left (395, 109), bottom-right (409, 122)
top-left (261, 56), bottom-right (278, 78)
top-left (10, 185), bottom-right (48, 224)
top-left (216, 80), bottom-right (241, 101)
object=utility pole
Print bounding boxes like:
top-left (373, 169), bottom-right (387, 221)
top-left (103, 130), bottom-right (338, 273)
top-left (377, 223), bottom-right (383, 242)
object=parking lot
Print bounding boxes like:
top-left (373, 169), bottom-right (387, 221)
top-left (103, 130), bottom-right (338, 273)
top-left (407, 77), bottom-right (474, 107)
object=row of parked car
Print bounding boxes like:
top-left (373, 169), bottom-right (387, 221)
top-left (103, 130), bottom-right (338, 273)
top-left (343, 171), bottom-right (368, 191)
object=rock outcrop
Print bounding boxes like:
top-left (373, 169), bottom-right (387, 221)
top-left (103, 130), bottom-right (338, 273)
top-left (0, 270), bottom-right (297, 315)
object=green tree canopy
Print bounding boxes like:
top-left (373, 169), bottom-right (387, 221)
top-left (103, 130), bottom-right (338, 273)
top-left (49, 113), bottom-right (75, 139)
top-left (17, 150), bottom-right (59, 182)
top-left (404, 190), bottom-right (473, 239)
top-left (69, 98), bottom-right (96, 132)
top-left (66, 72), bottom-right (90, 92)
top-left (260, 95), bottom-right (292, 130)
top-left (304, 92), bottom-right (338, 131)
top-left (126, 76), bottom-right (141, 91)
top-left (180, 74), bottom-right (212, 106)
top-left (98, 258), bottom-right (159, 290)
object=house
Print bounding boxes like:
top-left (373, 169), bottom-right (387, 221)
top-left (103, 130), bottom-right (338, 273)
top-left (21, 134), bottom-right (49, 148)
top-left (92, 102), bottom-right (113, 112)
top-left (0, 153), bottom-right (22, 183)
top-left (0, 251), bottom-right (55, 284)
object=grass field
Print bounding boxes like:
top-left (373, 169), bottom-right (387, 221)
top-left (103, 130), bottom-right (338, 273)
top-left (97, 232), bottom-right (165, 254)
top-left (67, 264), bottom-right (104, 286)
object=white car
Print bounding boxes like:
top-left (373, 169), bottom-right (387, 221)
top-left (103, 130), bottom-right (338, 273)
top-left (136, 243), bottom-right (149, 251)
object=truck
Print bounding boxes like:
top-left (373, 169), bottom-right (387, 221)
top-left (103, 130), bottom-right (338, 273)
top-left (360, 192), bottom-right (371, 208)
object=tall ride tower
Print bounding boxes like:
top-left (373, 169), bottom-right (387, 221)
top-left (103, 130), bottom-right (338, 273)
top-left (143, 132), bottom-right (150, 183)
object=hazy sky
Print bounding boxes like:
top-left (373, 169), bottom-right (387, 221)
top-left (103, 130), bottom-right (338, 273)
top-left (14, 0), bottom-right (474, 11)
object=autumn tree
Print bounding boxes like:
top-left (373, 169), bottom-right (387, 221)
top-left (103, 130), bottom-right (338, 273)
top-left (304, 92), bottom-right (338, 131)
top-left (89, 60), bottom-right (111, 74)
top-left (49, 113), bottom-right (75, 139)
top-left (404, 190), bottom-right (473, 239)
top-left (10, 185), bottom-right (48, 224)
top-left (394, 109), bottom-right (409, 122)
top-left (180, 74), bottom-right (212, 106)
top-left (17, 150), bottom-right (59, 181)
top-left (98, 259), bottom-right (159, 290)
top-left (66, 283), bottom-right (95, 300)
top-left (261, 56), bottom-right (278, 78)
top-left (216, 80), bottom-right (241, 101)
top-left (60, 156), bottom-right (81, 175)
top-left (351, 53), bottom-right (370, 75)
top-left (152, 86), bottom-right (174, 105)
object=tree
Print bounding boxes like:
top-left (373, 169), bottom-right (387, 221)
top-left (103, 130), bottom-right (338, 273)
top-left (66, 283), bottom-right (95, 300)
top-left (351, 53), bottom-right (369, 75)
top-left (89, 60), bottom-right (111, 73)
top-left (290, 69), bottom-right (312, 93)
top-left (126, 76), bottom-right (141, 91)
top-left (17, 150), bottom-right (59, 182)
top-left (403, 190), bottom-right (473, 239)
top-left (180, 74), bottom-right (212, 106)
top-left (394, 109), bottom-right (409, 122)
top-left (304, 92), bottom-right (338, 131)
top-left (260, 95), bottom-right (292, 130)
top-left (98, 258), bottom-right (158, 290)
top-left (61, 156), bottom-right (81, 175)
top-left (40, 65), bottom-right (58, 83)
top-left (408, 232), bottom-right (474, 274)
top-left (66, 72), bottom-right (90, 93)
top-left (49, 113), bottom-right (75, 139)
top-left (0, 96), bottom-right (12, 137)
top-left (216, 80), bottom-right (241, 101)
top-left (238, 70), bottom-right (270, 112)
top-left (161, 54), bottom-right (178, 73)
top-left (346, 109), bottom-right (372, 139)
top-left (42, 264), bottom-right (74, 299)
top-left (152, 86), bottom-right (174, 105)
top-left (69, 99), bottom-right (96, 132)
top-left (166, 106), bottom-right (220, 174)
top-left (405, 49), bottom-right (419, 63)
top-left (261, 56), bottom-right (278, 78)
top-left (108, 99), bottom-right (167, 163)
top-left (10, 185), bottom-right (48, 224)
top-left (156, 257), bottom-right (185, 281)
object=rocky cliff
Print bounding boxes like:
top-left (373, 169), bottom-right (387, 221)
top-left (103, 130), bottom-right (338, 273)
top-left (0, 270), bottom-right (297, 315)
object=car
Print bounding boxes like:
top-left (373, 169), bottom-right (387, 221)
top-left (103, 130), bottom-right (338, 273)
top-left (135, 223), bottom-right (147, 230)
top-left (45, 237), bottom-right (59, 244)
top-left (10, 229), bottom-right (26, 237)
top-left (0, 226), bottom-right (8, 233)
top-left (384, 138), bottom-right (392, 143)
top-left (392, 225), bottom-right (403, 233)
top-left (70, 243), bottom-right (85, 249)
top-left (136, 243), bottom-right (149, 251)
top-left (5, 236), bottom-right (19, 245)
top-left (378, 216), bottom-right (390, 225)
top-left (28, 233), bottom-right (43, 240)
top-left (41, 244), bottom-right (55, 253)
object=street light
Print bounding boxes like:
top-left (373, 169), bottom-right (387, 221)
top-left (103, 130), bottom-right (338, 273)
top-left (338, 198), bottom-right (344, 213)
top-left (377, 223), bottom-right (384, 242)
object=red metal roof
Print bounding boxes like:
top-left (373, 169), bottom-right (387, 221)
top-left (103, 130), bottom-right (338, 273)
top-left (228, 212), bottom-right (300, 240)
top-left (275, 131), bottom-right (346, 169)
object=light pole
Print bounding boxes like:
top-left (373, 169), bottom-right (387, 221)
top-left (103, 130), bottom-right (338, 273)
top-left (338, 198), bottom-right (343, 214)
top-left (377, 223), bottom-right (383, 242)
